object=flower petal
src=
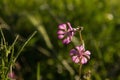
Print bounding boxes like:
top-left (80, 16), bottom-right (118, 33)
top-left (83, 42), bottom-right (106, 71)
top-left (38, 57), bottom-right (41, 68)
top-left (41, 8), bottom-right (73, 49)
top-left (70, 49), bottom-right (77, 56)
top-left (58, 24), bottom-right (66, 30)
top-left (76, 45), bottom-right (85, 51)
top-left (58, 35), bottom-right (64, 39)
top-left (81, 57), bottom-right (87, 64)
top-left (83, 51), bottom-right (91, 59)
top-left (67, 22), bottom-right (73, 30)
top-left (57, 30), bottom-right (65, 35)
top-left (72, 56), bottom-right (80, 63)
top-left (67, 31), bottom-right (74, 38)
top-left (62, 37), bottom-right (71, 44)
top-left (84, 50), bottom-right (91, 55)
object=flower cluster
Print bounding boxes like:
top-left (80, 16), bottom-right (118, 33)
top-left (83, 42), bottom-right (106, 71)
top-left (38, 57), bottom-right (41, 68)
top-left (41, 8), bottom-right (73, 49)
top-left (57, 22), bottom-right (91, 64)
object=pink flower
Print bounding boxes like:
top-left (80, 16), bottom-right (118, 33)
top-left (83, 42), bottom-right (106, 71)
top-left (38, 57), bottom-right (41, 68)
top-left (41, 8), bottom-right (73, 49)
top-left (70, 45), bottom-right (91, 64)
top-left (57, 22), bottom-right (75, 44)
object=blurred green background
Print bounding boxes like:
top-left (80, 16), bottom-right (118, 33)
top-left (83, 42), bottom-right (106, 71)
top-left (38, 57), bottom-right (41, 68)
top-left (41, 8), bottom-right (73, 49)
top-left (0, 0), bottom-right (120, 80)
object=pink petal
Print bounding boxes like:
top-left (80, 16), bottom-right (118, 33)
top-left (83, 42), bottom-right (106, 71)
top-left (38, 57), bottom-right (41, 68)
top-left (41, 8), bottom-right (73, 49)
top-left (58, 35), bottom-right (64, 39)
top-left (76, 45), bottom-right (85, 51)
top-left (57, 30), bottom-right (65, 35)
top-left (84, 51), bottom-right (91, 55)
top-left (62, 37), bottom-right (71, 44)
top-left (67, 35), bottom-right (73, 42)
top-left (84, 55), bottom-right (90, 59)
top-left (72, 56), bottom-right (80, 63)
top-left (83, 51), bottom-right (91, 59)
top-left (70, 49), bottom-right (77, 56)
top-left (67, 31), bottom-right (74, 38)
top-left (67, 22), bottom-right (73, 30)
top-left (58, 24), bottom-right (66, 30)
top-left (81, 57), bottom-right (87, 64)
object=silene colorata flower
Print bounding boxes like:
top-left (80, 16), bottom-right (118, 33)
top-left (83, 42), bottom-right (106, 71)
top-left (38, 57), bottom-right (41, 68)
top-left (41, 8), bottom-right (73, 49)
top-left (57, 22), bottom-right (75, 44)
top-left (70, 45), bottom-right (91, 64)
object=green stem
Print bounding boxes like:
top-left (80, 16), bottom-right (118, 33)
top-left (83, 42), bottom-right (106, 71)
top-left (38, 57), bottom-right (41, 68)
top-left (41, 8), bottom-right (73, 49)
top-left (5, 36), bottom-right (19, 77)
top-left (0, 28), bottom-right (7, 52)
top-left (9, 35), bottom-right (19, 51)
top-left (79, 31), bottom-right (84, 47)
top-left (5, 46), bottom-right (14, 77)
top-left (78, 27), bottom-right (84, 80)
top-left (10, 65), bottom-right (12, 74)
top-left (37, 62), bottom-right (40, 80)
top-left (79, 64), bottom-right (82, 80)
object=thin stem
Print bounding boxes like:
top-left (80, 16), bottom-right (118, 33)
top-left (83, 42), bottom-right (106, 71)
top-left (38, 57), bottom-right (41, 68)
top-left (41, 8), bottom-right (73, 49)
top-left (5, 46), bottom-right (14, 77)
top-left (79, 31), bottom-right (84, 47)
top-left (9, 35), bottom-right (19, 51)
top-left (78, 28), bottom-right (84, 80)
top-left (0, 28), bottom-right (7, 51)
top-left (79, 64), bottom-right (82, 80)
top-left (10, 65), bottom-right (12, 74)
top-left (37, 62), bottom-right (40, 80)
top-left (5, 36), bottom-right (18, 77)
top-left (14, 31), bottom-right (37, 62)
